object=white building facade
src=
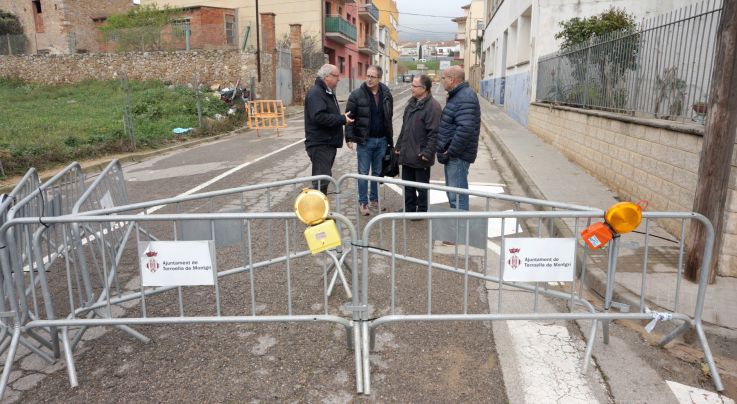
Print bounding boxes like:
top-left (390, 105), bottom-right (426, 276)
top-left (480, 0), bottom-right (702, 126)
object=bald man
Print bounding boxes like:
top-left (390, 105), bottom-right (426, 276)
top-left (436, 66), bottom-right (480, 211)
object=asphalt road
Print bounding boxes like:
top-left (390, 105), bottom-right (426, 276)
top-left (10, 82), bottom-right (511, 403)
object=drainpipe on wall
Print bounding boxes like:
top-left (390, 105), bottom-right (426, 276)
top-left (320, 0), bottom-right (325, 63)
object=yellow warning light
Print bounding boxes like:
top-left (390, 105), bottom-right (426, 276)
top-left (605, 201), bottom-right (644, 234)
top-left (294, 188), bottom-right (330, 225)
top-left (303, 219), bottom-right (342, 254)
top-left (295, 189), bottom-right (341, 254)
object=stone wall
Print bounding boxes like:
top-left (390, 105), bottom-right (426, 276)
top-left (528, 104), bottom-right (737, 277)
top-left (0, 49), bottom-right (257, 87)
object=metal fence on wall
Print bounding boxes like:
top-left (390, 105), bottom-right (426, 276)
top-left (0, 34), bottom-right (29, 55)
top-left (99, 23), bottom-right (247, 53)
top-left (536, 0), bottom-right (723, 124)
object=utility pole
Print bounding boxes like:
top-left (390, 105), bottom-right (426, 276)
top-left (255, 0), bottom-right (261, 81)
top-left (685, 0), bottom-right (737, 283)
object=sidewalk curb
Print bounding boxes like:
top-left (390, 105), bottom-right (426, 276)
top-left (481, 119), bottom-right (548, 205)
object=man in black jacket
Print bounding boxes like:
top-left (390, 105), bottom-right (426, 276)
top-left (304, 64), bottom-right (354, 194)
top-left (345, 65), bottom-right (394, 216)
top-left (395, 74), bottom-right (441, 213)
top-left (436, 66), bottom-right (481, 211)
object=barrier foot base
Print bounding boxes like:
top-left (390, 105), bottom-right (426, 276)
top-left (62, 327), bottom-right (78, 388)
top-left (695, 321), bottom-right (724, 392)
top-left (353, 322), bottom-right (363, 394)
top-left (582, 319), bottom-right (597, 373)
top-left (361, 321), bottom-right (371, 395)
top-left (0, 325), bottom-right (21, 400)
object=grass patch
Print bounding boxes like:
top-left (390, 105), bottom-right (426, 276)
top-left (0, 78), bottom-right (236, 177)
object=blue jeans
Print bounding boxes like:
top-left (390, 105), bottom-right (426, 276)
top-left (444, 158), bottom-right (470, 210)
top-left (357, 137), bottom-right (386, 205)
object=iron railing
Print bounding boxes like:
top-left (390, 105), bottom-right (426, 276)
top-left (360, 37), bottom-right (379, 53)
top-left (536, 0), bottom-right (723, 124)
top-left (359, 2), bottom-right (379, 22)
top-left (325, 16), bottom-right (357, 42)
top-left (0, 34), bottom-right (29, 55)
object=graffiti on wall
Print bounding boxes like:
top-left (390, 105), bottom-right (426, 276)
top-left (480, 72), bottom-right (530, 127)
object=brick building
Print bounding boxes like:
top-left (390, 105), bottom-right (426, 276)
top-left (140, 0), bottom-right (382, 97)
top-left (0, 0), bottom-right (133, 54)
top-left (94, 5), bottom-right (238, 52)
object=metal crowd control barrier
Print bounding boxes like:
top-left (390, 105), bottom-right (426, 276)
top-left (0, 168), bottom-right (41, 379)
top-left (0, 212), bottom-right (363, 397)
top-left (0, 172), bottom-right (725, 398)
top-left (63, 166), bottom-right (347, 353)
top-left (0, 163), bottom-right (85, 365)
top-left (245, 100), bottom-right (287, 136)
top-left (357, 208), bottom-right (723, 394)
top-left (67, 160), bottom-right (148, 353)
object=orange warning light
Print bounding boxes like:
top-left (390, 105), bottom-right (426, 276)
top-left (581, 222), bottom-right (614, 250)
top-left (581, 201), bottom-right (647, 250)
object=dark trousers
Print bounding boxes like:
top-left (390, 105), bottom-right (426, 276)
top-left (401, 165), bottom-right (431, 212)
top-left (307, 145), bottom-right (337, 194)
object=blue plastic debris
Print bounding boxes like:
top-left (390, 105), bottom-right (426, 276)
top-left (172, 128), bottom-right (193, 135)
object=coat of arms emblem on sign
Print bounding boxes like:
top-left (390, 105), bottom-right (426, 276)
top-left (507, 248), bottom-right (521, 270)
top-left (145, 250), bottom-right (159, 273)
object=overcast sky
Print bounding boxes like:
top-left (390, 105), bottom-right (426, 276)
top-left (395, 0), bottom-right (469, 42)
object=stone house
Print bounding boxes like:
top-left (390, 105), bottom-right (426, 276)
top-left (0, 0), bottom-right (133, 54)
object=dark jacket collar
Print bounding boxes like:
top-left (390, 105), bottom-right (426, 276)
top-left (315, 77), bottom-right (334, 95)
top-left (448, 81), bottom-right (469, 98)
top-left (408, 93), bottom-right (433, 110)
top-left (361, 82), bottom-right (385, 98)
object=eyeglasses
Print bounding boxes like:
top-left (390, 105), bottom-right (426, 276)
top-left (366, 75), bottom-right (380, 79)
top-left (329, 73), bottom-right (340, 78)
top-left (411, 84), bottom-right (424, 88)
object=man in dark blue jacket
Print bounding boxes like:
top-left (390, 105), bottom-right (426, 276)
top-left (436, 66), bottom-right (480, 210)
top-left (304, 64), bottom-right (354, 194)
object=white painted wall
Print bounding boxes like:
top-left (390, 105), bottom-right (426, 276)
top-left (482, 0), bottom-right (708, 99)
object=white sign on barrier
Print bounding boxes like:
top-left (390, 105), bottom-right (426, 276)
top-left (138, 241), bottom-right (216, 287)
top-left (502, 238), bottom-right (575, 282)
top-left (99, 191), bottom-right (114, 210)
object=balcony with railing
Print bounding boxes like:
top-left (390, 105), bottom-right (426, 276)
top-left (358, 2), bottom-right (379, 23)
top-left (358, 37), bottom-right (378, 55)
top-left (325, 16), bottom-right (357, 44)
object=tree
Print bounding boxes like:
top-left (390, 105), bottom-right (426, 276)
top-left (555, 8), bottom-right (637, 49)
top-left (0, 10), bottom-right (27, 55)
top-left (98, 5), bottom-right (183, 52)
top-left (685, 0), bottom-right (737, 284)
top-left (554, 8), bottom-right (639, 109)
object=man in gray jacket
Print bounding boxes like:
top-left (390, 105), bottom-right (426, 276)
top-left (395, 74), bottom-right (441, 213)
